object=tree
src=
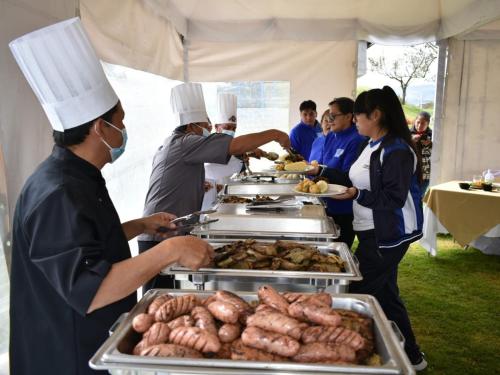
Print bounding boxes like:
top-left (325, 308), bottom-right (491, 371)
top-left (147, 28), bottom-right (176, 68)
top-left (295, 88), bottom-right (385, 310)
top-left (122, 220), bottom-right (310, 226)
top-left (369, 43), bottom-right (437, 104)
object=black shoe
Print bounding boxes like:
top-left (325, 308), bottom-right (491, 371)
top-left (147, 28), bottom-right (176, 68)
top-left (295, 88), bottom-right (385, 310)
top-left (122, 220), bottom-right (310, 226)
top-left (411, 352), bottom-right (428, 371)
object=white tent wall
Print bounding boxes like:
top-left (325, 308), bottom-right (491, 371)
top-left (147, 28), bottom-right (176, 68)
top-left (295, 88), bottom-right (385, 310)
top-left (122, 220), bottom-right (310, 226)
top-left (432, 36), bottom-right (500, 184)
top-left (187, 39), bottom-right (358, 128)
top-left (0, 0), bottom-right (78, 271)
top-left (80, 0), bottom-right (184, 81)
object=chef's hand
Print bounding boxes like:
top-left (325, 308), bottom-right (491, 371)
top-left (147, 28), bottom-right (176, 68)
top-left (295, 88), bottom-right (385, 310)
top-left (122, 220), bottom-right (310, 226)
top-left (411, 134), bottom-right (421, 141)
top-left (329, 187), bottom-right (358, 200)
top-left (204, 180), bottom-right (214, 192)
top-left (306, 165), bottom-right (320, 176)
top-left (170, 236), bottom-right (215, 270)
top-left (273, 130), bottom-right (291, 149)
top-left (142, 212), bottom-right (177, 236)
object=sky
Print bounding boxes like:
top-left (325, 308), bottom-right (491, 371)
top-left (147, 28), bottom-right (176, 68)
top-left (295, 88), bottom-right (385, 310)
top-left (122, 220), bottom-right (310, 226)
top-left (358, 43), bottom-right (438, 106)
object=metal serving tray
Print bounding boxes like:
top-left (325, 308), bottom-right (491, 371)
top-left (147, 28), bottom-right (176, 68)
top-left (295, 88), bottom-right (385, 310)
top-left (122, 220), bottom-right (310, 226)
top-left (191, 204), bottom-right (339, 242)
top-left (90, 290), bottom-right (414, 375)
top-left (162, 241), bottom-right (361, 293)
top-left (223, 183), bottom-right (301, 196)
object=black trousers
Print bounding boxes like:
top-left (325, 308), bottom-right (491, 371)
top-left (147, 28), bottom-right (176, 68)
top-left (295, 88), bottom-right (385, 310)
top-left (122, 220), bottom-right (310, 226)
top-left (138, 240), bottom-right (176, 292)
top-left (349, 230), bottom-right (421, 363)
top-left (330, 213), bottom-right (355, 248)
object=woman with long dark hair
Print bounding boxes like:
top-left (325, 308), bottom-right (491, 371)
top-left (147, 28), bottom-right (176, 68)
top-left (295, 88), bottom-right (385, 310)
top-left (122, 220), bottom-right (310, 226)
top-left (324, 86), bottom-right (426, 371)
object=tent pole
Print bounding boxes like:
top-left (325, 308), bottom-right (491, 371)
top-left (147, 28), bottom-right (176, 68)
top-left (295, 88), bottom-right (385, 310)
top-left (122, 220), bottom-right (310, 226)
top-left (430, 39), bottom-right (449, 187)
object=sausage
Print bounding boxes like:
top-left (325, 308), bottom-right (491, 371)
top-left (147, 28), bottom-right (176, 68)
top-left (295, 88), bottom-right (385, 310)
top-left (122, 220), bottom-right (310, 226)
top-left (147, 295), bottom-right (173, 315)
top-left (246, 311), bottom-right (303, 340)
top-left (254, 304), bottom-right (279, 314)
top-left (202, 295), bottom-right (217, 308)
top-left (231, 339), bottom-right (288, 362)
top-left (191, 306), bottom-right (218, 336)
top-left (301, 326), bottom-right (366, 350)
top-left (214, 342), bottom-right (232, 359)
top-left (282, 292), bottom-right (332, 306)
top-left (132, 339), bottom-right (151, 355)
top-left (292, 342), bottom-right (356, 363)
top-left (169, 326), bottom-right (221, 353)
top-left (132, 313), bottom-right (155, 333)
top-left (140, 343), bottom-right (203, 358)
top-left (215, 291), bottom-right (253, 315)
top-left (143, 322), bottom-right (171, 346)
top-left (155, 295), bottom-right (200, 322)
top-left (257, 285), bottom-right (289, 314)
top-left (207, 301), bottom-right (239, 324)
top-left (288, 301), bottom-right (341, 327)
top-left (218, 323), bottom-right (241, 343)
top-left (241, 326), bottom-right (300, 357)
top-left (166, 315), bottom-right (194, 330)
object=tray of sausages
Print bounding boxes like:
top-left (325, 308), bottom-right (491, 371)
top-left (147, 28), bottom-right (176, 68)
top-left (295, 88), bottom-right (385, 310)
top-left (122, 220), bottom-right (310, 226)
top-left (90, 287), bottom-right (414, 374)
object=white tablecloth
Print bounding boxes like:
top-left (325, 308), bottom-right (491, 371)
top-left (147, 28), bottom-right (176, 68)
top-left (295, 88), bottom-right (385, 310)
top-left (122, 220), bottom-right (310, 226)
top-left (420, 205), bottom-right (500, 256)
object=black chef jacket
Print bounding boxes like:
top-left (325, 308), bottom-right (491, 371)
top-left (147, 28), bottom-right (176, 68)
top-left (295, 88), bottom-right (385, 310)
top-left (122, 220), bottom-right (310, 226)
top-left (10, 146), bottom-right (137, 375)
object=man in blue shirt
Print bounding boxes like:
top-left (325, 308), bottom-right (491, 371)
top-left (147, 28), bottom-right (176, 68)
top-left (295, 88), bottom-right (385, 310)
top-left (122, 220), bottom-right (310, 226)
top-left (289, 100), bottom-right (323, 161)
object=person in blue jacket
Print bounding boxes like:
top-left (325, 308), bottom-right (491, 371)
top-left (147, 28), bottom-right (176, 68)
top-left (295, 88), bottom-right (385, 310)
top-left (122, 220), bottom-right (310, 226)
top-left (308, 109), bottom-right (331, 163)
top-left (308, 98), bottom-right (365, 248)
top-left (323, 86), bottom-right (427, 371)
top-left (289, 100), bottom-right (322, 161)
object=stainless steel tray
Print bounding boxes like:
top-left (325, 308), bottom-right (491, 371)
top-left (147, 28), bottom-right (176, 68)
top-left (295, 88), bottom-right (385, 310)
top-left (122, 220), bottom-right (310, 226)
top-left (161, 241), bottom-right (361, 292)
top-left (191, 204), bottom-right (339, 241)
top-left (223, 183), bottom-right (300, 196)
top-left (90, 291), bottom-right (414, 375)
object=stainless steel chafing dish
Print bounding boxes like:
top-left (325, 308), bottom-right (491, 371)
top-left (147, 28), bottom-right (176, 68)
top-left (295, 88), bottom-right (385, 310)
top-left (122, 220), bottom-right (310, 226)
top-left (90, 290), bottom-right (414, 375)
top-left (162, 241), bottom-right (360, 293)
top-left (223, 183), bottom-right (302, 196)
top-left (191, 203), bottom-right (339, 242)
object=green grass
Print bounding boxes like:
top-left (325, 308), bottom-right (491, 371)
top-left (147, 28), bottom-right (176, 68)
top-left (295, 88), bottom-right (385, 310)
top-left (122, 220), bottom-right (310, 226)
top-left (352, 235), bottom-right (500, 374)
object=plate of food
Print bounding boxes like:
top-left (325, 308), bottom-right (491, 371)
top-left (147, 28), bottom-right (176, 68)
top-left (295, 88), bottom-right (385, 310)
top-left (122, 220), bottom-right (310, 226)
top-left (267, 161), bottom-right (316, 174)
top-left (293, 179), bottom-right (348, 196)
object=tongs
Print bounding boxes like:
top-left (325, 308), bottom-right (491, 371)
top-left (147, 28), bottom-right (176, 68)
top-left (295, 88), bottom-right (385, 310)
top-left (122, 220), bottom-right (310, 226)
top-left (286, 147), bottom-right (300, 157)
top-left (156, 209), bottom-right (217, 233)
top-left (171, 209), bottom-right (217, 224)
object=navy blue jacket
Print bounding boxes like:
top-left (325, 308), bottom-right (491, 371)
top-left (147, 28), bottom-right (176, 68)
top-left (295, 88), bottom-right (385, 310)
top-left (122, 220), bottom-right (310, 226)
top-left (322, 136), bottom-right (423, 248)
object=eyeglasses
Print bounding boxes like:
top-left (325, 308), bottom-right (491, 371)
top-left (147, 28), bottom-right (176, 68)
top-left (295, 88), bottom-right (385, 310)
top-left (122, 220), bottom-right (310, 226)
top-left (327, 113), bottom-right (346, 122)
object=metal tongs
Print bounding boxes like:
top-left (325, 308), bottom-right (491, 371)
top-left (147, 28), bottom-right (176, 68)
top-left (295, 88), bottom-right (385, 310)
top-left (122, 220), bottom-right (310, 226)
top-left (156, 209), bottom-right (218, 233)
top-left (171, 209), bottom-right (217, 224)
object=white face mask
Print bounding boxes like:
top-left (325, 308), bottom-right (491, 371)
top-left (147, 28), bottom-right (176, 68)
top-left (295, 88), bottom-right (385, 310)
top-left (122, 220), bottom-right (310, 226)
top-left (195, 124), bottom-right (210, 137)
top-left (98, 120), bottom-right (127, 163)
top-left (221, 129), bottom-right (235, 137)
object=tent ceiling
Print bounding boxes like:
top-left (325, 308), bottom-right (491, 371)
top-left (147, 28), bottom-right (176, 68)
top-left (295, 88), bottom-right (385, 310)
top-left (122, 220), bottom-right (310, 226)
top-left (144, 0), bottom-right (500, 44)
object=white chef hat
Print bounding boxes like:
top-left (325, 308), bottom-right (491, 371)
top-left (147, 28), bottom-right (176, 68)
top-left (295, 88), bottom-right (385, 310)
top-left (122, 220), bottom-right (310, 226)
top-left (9, 17), bottom-right (118, 132)
top-left (215, 93), bottom-right (237, 125)
top-left (170, 83), bottom-right (209, 126)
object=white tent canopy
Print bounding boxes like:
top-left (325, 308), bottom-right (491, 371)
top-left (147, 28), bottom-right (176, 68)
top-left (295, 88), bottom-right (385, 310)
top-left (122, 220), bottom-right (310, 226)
top-left (1, 0), bottom-right (500, 268)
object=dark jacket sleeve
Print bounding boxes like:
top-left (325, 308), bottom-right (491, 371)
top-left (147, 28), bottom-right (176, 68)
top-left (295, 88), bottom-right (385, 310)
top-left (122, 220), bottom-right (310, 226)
top-left (320, 167), bottom-right (353, 187)
top-left (356, 148), bottom-right (414, 210)
top-left (25, 188), bottom-right (111, 316)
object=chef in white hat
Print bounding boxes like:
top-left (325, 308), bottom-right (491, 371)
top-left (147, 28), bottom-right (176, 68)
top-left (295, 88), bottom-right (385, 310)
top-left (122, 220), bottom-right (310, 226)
top-left (8, 18), bottom-right (213, 375)
top-left (202, 93), bottom-right (243, 208)
top-left (139, 84), bottom-right (291, 285)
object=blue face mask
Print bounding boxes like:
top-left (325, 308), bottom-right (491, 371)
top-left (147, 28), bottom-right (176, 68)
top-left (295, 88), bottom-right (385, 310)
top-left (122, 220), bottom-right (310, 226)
top-left (196, 124), bottom-right (211, 138)
top-left (221, 129), bottom-right (235, 137)
top-left (100, 120), bottom-right (127, 163)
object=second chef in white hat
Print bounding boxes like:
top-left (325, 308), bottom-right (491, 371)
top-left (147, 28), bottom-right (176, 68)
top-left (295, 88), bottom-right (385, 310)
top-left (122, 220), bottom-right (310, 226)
top-left (139, 83), bottom-right (291, 290)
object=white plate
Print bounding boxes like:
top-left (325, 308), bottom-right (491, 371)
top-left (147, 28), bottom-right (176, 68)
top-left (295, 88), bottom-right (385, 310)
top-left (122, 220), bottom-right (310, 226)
top-left (293, 184), bottom-right (348, 197)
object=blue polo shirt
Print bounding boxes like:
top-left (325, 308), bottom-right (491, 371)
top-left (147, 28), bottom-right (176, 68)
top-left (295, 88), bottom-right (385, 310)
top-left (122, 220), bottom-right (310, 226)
top-left (289, 121), bottom-right (322, 161)
top-left (322, 125), bottom-right (366, 215)
top-left (309, 134), bottom-right (327, 163)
